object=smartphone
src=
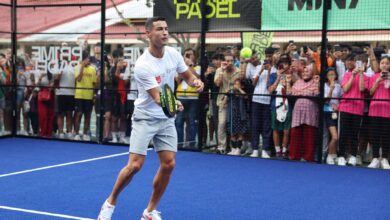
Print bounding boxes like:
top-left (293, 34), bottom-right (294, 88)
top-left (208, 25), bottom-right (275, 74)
top-left (303, 46), bottom-right (308, 54)
top-left (382, 72), bottom-right (389, 79)
top-left (356, 60), bottom-right (362, 69)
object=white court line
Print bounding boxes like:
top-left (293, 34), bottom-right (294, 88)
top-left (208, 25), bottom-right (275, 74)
top-left (0, 152), bottom-right (129, 178)
top-left (0, 205), bottom-right (94, 220)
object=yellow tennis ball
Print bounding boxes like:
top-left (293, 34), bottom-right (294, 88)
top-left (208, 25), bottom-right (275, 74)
top-left (240, 47), bottom-right (252, 59)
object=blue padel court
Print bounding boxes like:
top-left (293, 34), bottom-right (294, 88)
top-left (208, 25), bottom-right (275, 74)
top-left (0, 138), bottom-right (389, 220)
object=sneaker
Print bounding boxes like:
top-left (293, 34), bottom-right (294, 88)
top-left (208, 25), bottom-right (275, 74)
top-left (275, 151), bottom-right (282, 159)
top-left (83, 134), bottom-right (91, 141)
top-left (347, 156), bottom-right (357, 166)
top-left (141, 209), bottom-right (162, 220)
top-left (249, 150), bottom-right (259, 157)
top-left (74, 134), bottom-right (81, 141)
top-left (122, 136), bottom-right (130, 144)
top-left (98, 200), bottom-right (115, 220)
top-left (66, 132), bottom-right (74, 139)
top-left (368, 158), bottom-right (380, 169)
top-left (112, 135), bottom-right (118, 143)
top-left (216, 146), bottom-right (226, 154)
top-left (243, 147), bottom-right (253, 155)
top-left (233, 148), bottom-right (241, 156)
top-left (58, 133), bottom-right (65, 139)
top-left (380, 158), bottom-right (390, 170)
top-left (261, 150), bottom-right (270, 159)
top-left (337, 157), bottom-right (346, 166)
top-left (227, 148), bottom-right (236, 155)
top-left (326, 155), bottom-right (335, 165)
top-left (356, 155), bottom-right (362, 166)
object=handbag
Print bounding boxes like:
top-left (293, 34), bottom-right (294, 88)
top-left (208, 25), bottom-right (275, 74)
top-left (38, 89), bottom-right (51, 102)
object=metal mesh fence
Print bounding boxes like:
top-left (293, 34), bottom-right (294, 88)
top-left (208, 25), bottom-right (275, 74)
top-left (1, 0), bottom-right (389, 169)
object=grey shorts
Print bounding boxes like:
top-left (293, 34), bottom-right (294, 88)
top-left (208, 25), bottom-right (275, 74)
top-left (129, 110), bottom-right (177, 155)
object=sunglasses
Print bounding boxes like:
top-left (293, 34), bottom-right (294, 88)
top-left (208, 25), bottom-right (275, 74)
top-left (381, 53), bottom-right (390, 58)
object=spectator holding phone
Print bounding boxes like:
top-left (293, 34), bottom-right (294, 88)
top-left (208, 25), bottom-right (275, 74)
top-left (367, 55), bottom-right (390, 169)
top-left (267, 54), bottom-right (293, 158)
top-left (337, 54), bottom-right (369, 166)
top-left (288, 64), bottom-right (320, 162)
top-left (323, 68), bottom-right (342, 164)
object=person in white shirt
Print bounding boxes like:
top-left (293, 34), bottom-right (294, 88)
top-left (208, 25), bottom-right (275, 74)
top-left (98, 17), bottom-right (204, 220)
top-left (54, 55), bottom-right (75, 139)
top-left (247, 51), bottom-right (273, 158)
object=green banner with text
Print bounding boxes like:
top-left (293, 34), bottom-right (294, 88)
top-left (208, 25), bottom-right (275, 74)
top-left (262, 0), bottom-right (390, 31)
top-left (242, 32), bottom-right (274, 60)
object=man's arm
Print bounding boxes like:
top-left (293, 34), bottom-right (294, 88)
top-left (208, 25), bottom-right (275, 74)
top-left (179, 68), bottom-right (204, 92)
top-left (147, 87), bottom-right (161, 106)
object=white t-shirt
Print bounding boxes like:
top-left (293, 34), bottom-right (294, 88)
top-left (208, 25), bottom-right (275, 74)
top-left (336, 60), bottom-right (346, 83)
top-left (54, 65), bottom-right (75, 96)
top-left (124, 66), bottom-right (138, 101)
top-left (133, 46), bottom-right (188, 118)
top-left (252, 69), bottom-right (271, 104)
top-left (246, 63), bottom-right (261, 80)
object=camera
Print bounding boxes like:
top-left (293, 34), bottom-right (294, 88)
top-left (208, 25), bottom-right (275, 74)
top-left (303, 46), bottom-right (308, 54)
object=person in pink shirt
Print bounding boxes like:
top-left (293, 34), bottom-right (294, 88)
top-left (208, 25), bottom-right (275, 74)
top-left (288, 65), bottom-right (320, 162)
top-left (337, 54), bottom-right (370, 166)
top-left (367, 55), bottom-right (390, 169)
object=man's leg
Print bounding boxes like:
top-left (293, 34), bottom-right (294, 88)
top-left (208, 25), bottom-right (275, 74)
top-left (146, 151), bottom-right (176, 212)
top-left (107, 153), bottom-right (145, 205)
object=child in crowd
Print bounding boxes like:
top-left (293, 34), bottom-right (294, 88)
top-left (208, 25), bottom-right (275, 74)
top-left (227, 79), bottom-right (248, 155)
top-left (268, 54), bottom-right (293, 158)
top-left (323, 68), bottom-right (342, 164)
top-left (338, 54), bottom-right (370, 166)
top-left (367, 55), bottom-right (390, 169)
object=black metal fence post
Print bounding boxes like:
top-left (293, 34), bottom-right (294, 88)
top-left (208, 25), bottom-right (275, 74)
top-left (98, 0), bottom-right (106, 143)
top-left (11, 0), bottom-right (17, 136)
top-left (197, 0), bottom-right (209, 150)
top-left (318, 0), bottom-right (331, 163)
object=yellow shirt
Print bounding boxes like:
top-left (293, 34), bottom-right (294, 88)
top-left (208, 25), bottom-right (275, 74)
top-left (74, 65), bottom-right (97, 100)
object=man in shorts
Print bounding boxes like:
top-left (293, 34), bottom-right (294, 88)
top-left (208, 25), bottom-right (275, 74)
top-left (98, 16), bottom-right (204, 220)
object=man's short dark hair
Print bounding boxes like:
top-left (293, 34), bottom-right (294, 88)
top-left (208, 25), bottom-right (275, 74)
top-left (211, 53), bottom-right (224, 61)
top-left (112, 49), bottom-right (124, 59)
top-left (145, 16), bottom-right (166, 31)
top-left (345, 53), bottom-right (356, 61)
top-left (82, 50), bottom-right (90, 61)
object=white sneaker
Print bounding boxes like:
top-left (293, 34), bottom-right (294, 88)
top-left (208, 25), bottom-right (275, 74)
top-left (58, 133), bottom-right (65, 139)
top-left (337, 157), bottom-right (346, 166)
top-left (261, 150), bottom-right (270, 159)
top-left (74, 134), bottom-right (81, 141)
top-left (66, 132), bottom-right (74, 139)
top-left (368, 158), bottom-right (380, 169)
top-left (250, 150), bottom-right (259, 158)
top-left (83, 134), bottom-right (91, 141)
top-left (380, 158), bottom-right (390, 170)
top-left (356, 155), bottom-right (362, 166)
top-left (122, 136), bottom-right (130, 144)
top-left (112, 135), bottom-right (118, 143)
top-left (233, 148), bottom-right (241, 156)
top-left (227, 149), bottom-right (236, 155)
top-left (141, 209), bottom-right (162, 220)
top-left (348, 156), bottom-right (357, 166)
top-left (98, 200), bottom-right (115, 220)
top-left (326, 155), bottom-right (335, 165)
top-left (243, 147), bottom-right (253, 155)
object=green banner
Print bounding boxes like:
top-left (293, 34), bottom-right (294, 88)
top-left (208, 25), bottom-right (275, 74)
top-left (242, 32), bottom-right (273, 60)
top-left (262, 0), bottom-right (390, 31)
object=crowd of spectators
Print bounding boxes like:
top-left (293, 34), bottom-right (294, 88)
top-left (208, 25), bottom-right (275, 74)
top-left (0, 41), bottom-right (389, 169)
